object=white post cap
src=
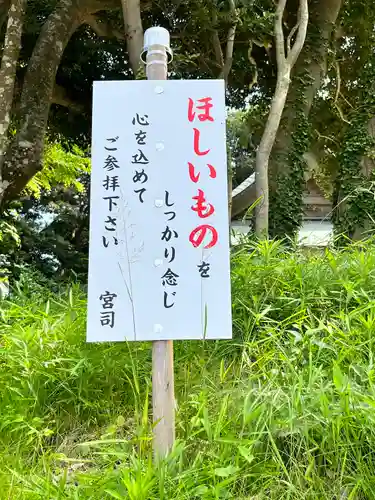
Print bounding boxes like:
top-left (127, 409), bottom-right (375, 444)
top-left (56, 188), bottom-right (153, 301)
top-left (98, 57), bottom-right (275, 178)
top-left (141, 27), bottom-right (173, 63)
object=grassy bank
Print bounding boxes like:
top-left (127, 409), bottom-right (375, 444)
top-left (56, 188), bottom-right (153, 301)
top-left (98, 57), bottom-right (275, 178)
top-left (1, 240), bottom-right (375, 499)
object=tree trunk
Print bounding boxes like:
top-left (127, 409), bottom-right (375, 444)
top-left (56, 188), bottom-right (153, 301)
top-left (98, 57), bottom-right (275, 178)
top-left (232, 0), bottom-right (342, 234)
top-left (334, 116), bottom-right (375, 241)
top-left (270, 0), bottom-right (342, 172)
top-left (268, 0), bottom-right (342, 237)
top-left (255, 76), bottom-right (290, 236)
top-left (353, 117), bottom-right (375, 240)
top-left (0, 0), bottom-right (82, 208)
top-left (211, 1), bottom-right (238, 221)
top-left (0, 0), bottom-right (27, 186)
top-left (0, 0), bottom-right (11, 32)
top-left (120, 0), bottom-right (144, 75)
top-left (0, 0), bottom-right (119, 210)
top-left (254, 0), bottom-right (308, 237)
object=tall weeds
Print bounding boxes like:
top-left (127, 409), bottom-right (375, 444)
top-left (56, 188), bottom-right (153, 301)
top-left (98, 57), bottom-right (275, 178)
top-left (2, 240), bottom-right (375, 498)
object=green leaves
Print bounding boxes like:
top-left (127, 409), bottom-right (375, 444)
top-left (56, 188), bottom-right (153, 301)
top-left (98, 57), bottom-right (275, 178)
top-left (0, 219), bottom-right (20, 247)
top-left (25, 142), bottom-right (90, 198)
top-left (214, 465), bottom-right (239, 477)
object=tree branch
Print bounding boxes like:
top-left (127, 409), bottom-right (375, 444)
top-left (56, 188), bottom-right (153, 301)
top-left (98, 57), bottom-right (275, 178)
top-left (254, 0), bottom-right (309, 236)
top-left (232, 0), bottom-right (341, 221)
top-left (211, 10), bottom-right (224, 69)
top-left (52, 84), bottom-right (84, 113)
top-left (120, 0), bottom-right (143, 75)
top-left (219, 0), bottom-right (238, 85)
top-left (286, 20), bottom-right (299, 56)
top-left (85, 13), bottom-right (124, 40)
top-left (334, 60), bottom-right (340, 103)
top-left (287, 0), bottom-right (309, 66)
top-left (334, 102), bottom-right (351, 124)
top-left (87, 0), bottom-right (121, 12)
top-left (275, 0), bottom-right (287, 69)
top-left (0, 0), bottom-right (83, 209)
top-left (0, 0), bottom-right (10, 31)
top-left (211, 0), bottom-right (238, 86)
top-left (0, 0), bottom-right (27, 181)
top-left (0, 0), bottom-right (134, 210)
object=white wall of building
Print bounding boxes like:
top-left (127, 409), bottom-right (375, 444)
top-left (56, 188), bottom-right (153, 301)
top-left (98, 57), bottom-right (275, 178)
top-left (231, 220), bottom-right (333, 247)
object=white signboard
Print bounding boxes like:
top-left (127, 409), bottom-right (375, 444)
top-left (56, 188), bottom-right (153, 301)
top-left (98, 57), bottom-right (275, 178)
top-left (87, 80), bottom-right (232, 341)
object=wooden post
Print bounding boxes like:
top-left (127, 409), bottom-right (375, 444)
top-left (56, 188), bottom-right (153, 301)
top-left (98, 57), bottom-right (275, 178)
top-left (143, 28), bottom-right (175, 459)
top-left (152, 339), bottom-right (175, 457)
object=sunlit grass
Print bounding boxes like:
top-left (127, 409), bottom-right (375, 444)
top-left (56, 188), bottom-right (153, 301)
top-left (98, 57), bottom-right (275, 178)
top-left (2, 240), bottom-right (375, 498)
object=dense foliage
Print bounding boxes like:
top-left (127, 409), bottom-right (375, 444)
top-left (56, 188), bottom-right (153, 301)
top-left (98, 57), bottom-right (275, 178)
top-left (1, 0), bottom-right (375, 259)
top-left (2, 242), bottom-right (375, 497)
top-left (0, 143), bottom-right (90, 279)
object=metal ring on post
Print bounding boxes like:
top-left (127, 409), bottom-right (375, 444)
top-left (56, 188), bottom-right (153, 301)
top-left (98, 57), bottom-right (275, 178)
top-left (146, 49), bottom-right (168, 57)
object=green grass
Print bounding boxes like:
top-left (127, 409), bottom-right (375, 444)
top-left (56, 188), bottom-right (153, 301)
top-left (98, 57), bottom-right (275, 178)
top-left (2, 240), bottom-right (375, 498)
